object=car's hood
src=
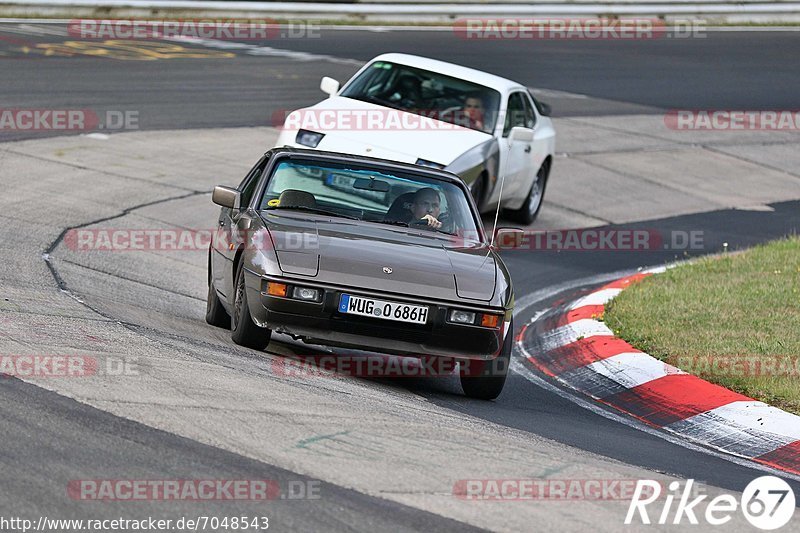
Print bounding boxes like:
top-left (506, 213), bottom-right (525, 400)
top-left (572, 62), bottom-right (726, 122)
top-left (264, 213), bottom-right (496, 302)
top-left (290, 96), bottom-right (491, 167)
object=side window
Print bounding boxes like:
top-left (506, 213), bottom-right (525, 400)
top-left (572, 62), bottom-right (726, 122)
top-left (238, 156), bottom-right (269, 209)
top-left (522, 93), bottom-right (537, 129)
top-left (503, 93), bottom-right (528, 137)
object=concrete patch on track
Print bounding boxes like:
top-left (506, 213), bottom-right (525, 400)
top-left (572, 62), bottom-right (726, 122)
top-left (1, 116), bottom-right (799, 529)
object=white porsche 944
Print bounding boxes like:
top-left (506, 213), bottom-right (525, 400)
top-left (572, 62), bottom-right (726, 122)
top-left (274, 53), bottom-right (556, 224)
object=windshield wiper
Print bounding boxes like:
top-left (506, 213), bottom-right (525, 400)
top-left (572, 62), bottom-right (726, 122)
top-left (379, 219), bottom-right (458, 236)
top-left (381, 220), bottom-right (411, 227)
top-left (266, 206), bottom-right (360, 220)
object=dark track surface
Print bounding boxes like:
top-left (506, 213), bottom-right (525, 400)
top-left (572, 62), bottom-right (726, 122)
top-left (2, 26), bottom-right (800, 141)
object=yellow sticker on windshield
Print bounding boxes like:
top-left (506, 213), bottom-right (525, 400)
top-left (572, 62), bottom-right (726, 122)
top-left (267, 199), bottom-right (280, 207)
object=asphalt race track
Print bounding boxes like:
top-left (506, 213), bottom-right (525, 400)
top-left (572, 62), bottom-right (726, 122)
top-left (2, 22), bottom-right (800, 532)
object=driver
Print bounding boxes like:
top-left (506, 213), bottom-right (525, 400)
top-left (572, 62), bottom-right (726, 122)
top-left (410, 187), bottom-right (443, 230)
top-left (461, 95), bottom-right (486, 132)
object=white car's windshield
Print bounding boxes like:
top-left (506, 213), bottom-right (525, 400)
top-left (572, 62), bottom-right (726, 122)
top-left (340, 61), bottom-right (501, 134)
top-left (259, 158), bottom-right (481, 238)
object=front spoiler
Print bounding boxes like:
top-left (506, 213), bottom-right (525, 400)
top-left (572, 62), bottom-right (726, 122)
top-left (244, 271), bottom-right (509, 361)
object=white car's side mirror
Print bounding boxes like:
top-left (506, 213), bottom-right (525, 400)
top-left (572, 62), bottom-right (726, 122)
top-left (320, 76), bottom-right (340, 97)
top-left (509, 126), bottom-right (534, 143)
top-left (492, 227), bottom-right (525, 249)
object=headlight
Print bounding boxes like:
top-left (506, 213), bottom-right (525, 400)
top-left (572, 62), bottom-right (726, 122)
top-left (448, 309), bottom-right (476, 324)
top-left (448, 309), bottom-right (502, 328)
top-left (296, 129), bottom-right (325, 148)
top-left (415, 158), bottom-right (446, 170)
top-left (292, 286), bottom-right (322, 302)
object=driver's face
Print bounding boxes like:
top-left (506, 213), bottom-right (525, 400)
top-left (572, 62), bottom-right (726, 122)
top-left (464, 98), bottom-right (484, 117)
top-left (412, 192), bottom-right (441, 219)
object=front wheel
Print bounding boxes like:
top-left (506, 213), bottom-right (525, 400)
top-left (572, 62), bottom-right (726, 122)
top-left (507, 163), bottom-right (548, 225)
top-left (206, 280), bottom-right (230, 328)
top-left (460, 319), bottom-right (512, 400)
top-left (470, 173), bottom-right (487, 212)
top-left (231, 261), bottom-right (271, 350)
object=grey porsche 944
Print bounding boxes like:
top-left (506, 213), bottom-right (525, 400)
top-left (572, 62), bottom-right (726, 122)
top-left (207, 147), bottom-right (515, 399)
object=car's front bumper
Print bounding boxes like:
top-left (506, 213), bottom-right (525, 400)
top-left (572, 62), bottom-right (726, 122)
top-left (247, 272), bottom-right (509, 361)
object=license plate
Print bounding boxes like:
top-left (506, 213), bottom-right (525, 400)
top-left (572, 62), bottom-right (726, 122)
top-left (338, 294), bottom-right (429, 324)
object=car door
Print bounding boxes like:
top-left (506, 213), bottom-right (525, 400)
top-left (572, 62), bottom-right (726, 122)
top-left (513, 92), bottom-right (547, 205)
top-left (523, 91), bottom-right (553, 190)
top-left (497, 92), bottom-right (536, 204)
top-left (211, 155), bottom-right (268, 298)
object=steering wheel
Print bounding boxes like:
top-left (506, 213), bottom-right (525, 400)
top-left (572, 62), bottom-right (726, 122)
top-left (438, 106), bottom-right (462, 122)
top-left (408, 212), bottom-right (454, 234)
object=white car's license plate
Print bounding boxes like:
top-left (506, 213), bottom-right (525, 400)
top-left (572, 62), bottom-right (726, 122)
top-left (338, 294), bottom-right (429, 324)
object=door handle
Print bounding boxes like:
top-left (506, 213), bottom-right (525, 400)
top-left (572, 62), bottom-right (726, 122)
top-left (524, 145), bottom-right (532, 153)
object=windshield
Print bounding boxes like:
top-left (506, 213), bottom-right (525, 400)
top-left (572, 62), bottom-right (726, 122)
top-left (259, 158), bottom-right (481, 238)
top-left (339, 61), bottom-right (501, 134)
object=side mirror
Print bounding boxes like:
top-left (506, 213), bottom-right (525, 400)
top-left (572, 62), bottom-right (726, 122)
top-left (493, 227), bottom-right (525, 250)
top-left (212, 186), bottom-right (240, 209)
top-left (320, 76), bottom-right (340, 97)
top-left (537, 101), bottom-right (552, 117)
top-left (509, 126), bottom-right (534, 143)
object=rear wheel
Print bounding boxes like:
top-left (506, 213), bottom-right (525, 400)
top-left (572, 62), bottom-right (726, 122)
top-left (460, 319), bottom-right (513, 400)
top-left (231, 261), bottom-right (271, 350)
top-left (507, 163), bottom-right (548, 225)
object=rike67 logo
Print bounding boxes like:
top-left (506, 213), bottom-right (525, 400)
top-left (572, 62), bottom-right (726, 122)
top-left (626, 476), bottom-right (795, 530)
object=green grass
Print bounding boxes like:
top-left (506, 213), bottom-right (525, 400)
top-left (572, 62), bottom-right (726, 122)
top-left (604, 236), bottom-right (800, 414)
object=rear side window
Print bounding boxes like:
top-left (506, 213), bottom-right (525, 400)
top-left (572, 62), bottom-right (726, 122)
top-left (503, 92), bottom-right (535, 136)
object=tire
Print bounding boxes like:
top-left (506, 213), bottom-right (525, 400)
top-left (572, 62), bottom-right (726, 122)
top-left (231, 260), bottom-right (271, 350)
top-left (460, 319), bottom-right (512, 400)
top-left (470, 173), bottom-right (487, 213)
top-left (205, 280), bottom-right (230, 328)
top-left (507, 163), bottom-right (548, 225)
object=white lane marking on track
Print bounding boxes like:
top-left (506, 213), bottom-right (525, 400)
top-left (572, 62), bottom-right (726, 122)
top-left (539, 318), bottom-right (613, 352)
top-left (513, 267), bottom-right (640, 319)
top-left (681, 401), bottom-right (800, 442)
top-left (529, 87), bottom-right (590, 100)
top-left (17, 23), bottom-right (67, 36)
top-left (667, 403), bottom-right (800, 459)
top-left (0, 23), bottom-right (66, 36)
top-left (164, 35), bottom-right (363, 66)
top-left (586, 352), bottom-right (685, 389)
top-left (568, 287), bottom-right (622, 309)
